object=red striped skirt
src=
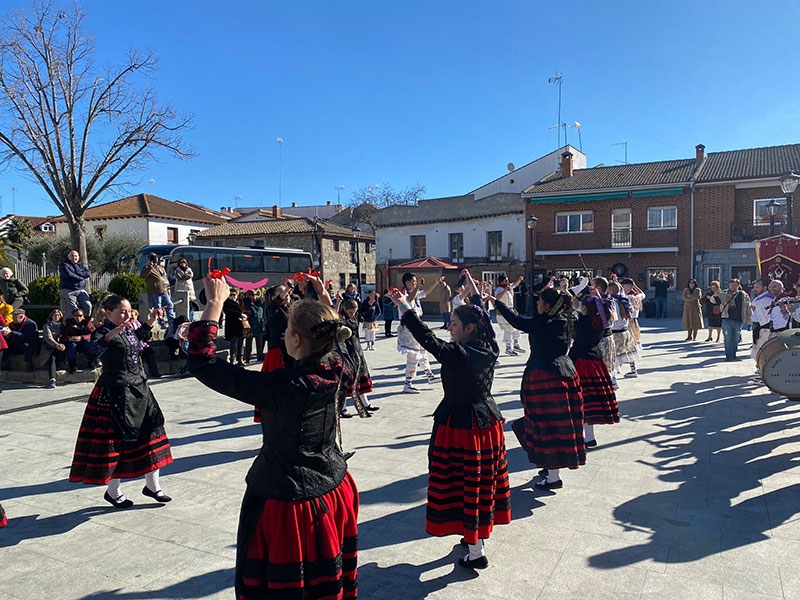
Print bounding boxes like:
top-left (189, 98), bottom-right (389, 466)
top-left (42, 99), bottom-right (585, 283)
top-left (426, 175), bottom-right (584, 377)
top-left (520, 368), bottom-right (585, 469)
top-left (255, 348), bottom-right (286, 423)
top-left (69, 386), bottom-right (173, 485)
top-left (574, 358), bottom-right (620, 425)
top-left (356, 369), bottom-right (373, 395)
top-left (0, 502), bottom-right (6, 528)
top-left (236, 472), bottom-right (359, 600)
top-left (426, 417), bottom-right (511, 545)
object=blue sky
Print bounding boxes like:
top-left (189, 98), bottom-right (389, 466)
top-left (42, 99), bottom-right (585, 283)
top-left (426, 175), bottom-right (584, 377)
top-left (2, 0), bottom-right (800, 217)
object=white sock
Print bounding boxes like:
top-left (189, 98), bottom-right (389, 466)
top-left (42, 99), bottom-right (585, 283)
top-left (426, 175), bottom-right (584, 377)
top-left (467, 542), bottom-right (485, 560)
top-left (584, 423), bottom-right (595, 442)
top-left (360, 393), bottom-right (372, 408)
top-left (145, 470), bottom-right (160, 492)
top-left (107, 478), bottom-right (124, 500)
top-left (546, 468), bottom-right (561, 484)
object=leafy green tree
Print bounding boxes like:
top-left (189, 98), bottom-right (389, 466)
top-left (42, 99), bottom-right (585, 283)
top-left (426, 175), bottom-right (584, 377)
top-left (0, 2), bottom-right (194, 267)
top-left (108, 273), bottom-right (145, 301)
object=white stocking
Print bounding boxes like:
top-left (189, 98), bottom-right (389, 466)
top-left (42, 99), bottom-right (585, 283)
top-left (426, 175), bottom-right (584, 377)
top-left (106, 478), bottom-right (124, 500)
top-left (546, 468), bottom-right (561, 483)
top-left (145, 469), bottom-right (161, 492)
top-left (584, 423), bottom-right (595, 442)
top-left (467, 542), bottom-right (485, 560)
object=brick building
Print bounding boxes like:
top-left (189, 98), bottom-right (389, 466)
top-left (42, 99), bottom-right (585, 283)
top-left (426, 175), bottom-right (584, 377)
top-left (195, 215), bottom-right (376, 291)
top-left (523, 144), bottom-right (800, 315)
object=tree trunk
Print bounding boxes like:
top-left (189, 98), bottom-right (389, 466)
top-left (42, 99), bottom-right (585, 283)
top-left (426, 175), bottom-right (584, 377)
top-left (67, 216), bottom-right (90, 292)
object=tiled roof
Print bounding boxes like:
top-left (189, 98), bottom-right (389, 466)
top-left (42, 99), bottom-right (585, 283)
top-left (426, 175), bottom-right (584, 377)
top-left (697, 144), bottom-right (800, 182)
top-left (392, 256), bottom-right (461, 270)
top-left (50, 194), bottom-right (227, 224)
top-left (374, 193), bottom-right (522, 227)
top-left (524, 159), bottom-right (698, 195)
top-left (196, 217), bottom-right (373, 239)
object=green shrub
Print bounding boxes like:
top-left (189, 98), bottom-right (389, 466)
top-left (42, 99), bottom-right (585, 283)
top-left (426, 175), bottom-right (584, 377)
top-left (28, 275), bottom-right (61, 305)
top-left (108, 273), bottom-right (146, 301)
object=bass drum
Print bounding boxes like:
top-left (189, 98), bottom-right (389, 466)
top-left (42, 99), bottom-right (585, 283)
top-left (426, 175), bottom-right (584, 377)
top-left (757, 336), bottom-right (800, 400)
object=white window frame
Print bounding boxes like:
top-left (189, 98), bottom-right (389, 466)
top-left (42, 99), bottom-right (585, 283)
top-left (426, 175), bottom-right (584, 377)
top-left (449, 233), bottom-right (464, 262)
top-left (555, 211), bottom-right (594, 234)
top-left (611, 208), bottom-right (632, 248)
top-left (646, 267), bottom-right (677, 290)
top-left (647, 207), bottom-right (677, 230)
top-left (40, 223), bottom-right (54, 232)
top-left (410, 235), bottom-right (426, 259)
top-left (706, 266), bottom-right (721, 287)
top-left (482, 270), bottom-right (507, 289)
top-left (753, 198), bottom-right (787, 226)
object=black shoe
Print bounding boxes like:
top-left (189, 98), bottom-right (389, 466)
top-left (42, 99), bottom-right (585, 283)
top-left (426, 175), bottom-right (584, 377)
top-left (104, 491), bottom-right (134, 509)
top-left (535, 479), bottom-right (563, 490)
top-left (340, 411), bottom-right (354, 419)
top-left (538, 468), bottom-right (549, 479)
top-left (365, 405), bottom-right (380, 412)
top-left (142, 486), bottom-right (172, 503)
top-left (585, 439), bottom-right (598, 448)
top-left (458, 555), bottom-right (489, 570)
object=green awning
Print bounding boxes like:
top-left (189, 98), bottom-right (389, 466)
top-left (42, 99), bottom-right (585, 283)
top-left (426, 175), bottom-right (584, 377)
top-left (630, 188), bottom-right (684, 198)
top-left (530, 191), bottom-right (628, 204)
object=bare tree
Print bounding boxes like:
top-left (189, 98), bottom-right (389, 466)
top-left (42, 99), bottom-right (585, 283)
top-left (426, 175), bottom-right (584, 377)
top-left (343, 183), bottom-right (426, 231)
top-left (0, 1), bottom-right (194, 265)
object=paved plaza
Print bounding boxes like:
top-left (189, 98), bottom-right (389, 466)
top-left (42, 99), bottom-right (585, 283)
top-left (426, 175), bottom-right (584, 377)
top-left (2, 317), bottom-right (800, 599)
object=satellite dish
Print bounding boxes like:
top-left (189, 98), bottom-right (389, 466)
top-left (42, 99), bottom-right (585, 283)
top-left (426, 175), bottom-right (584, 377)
top-left (507, 163), bottom-right (515, 172)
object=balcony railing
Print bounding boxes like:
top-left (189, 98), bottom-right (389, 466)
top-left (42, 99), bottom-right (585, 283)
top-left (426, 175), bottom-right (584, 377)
top-left (730, 220), bottom-right (787, 244)
top-left (535, 227), bottom-right (679, 252)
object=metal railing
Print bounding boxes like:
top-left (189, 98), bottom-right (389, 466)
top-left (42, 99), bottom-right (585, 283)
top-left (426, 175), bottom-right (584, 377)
top-left (535, 227), bottom-right (680, 252)
top-left (730, 220), bottom-right (786, 243)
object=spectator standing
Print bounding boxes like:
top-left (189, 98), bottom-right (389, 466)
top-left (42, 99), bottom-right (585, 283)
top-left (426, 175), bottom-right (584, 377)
top-left (243, 290), bottom-right (265, 363)
top-left (34, 309), bottom-right (66, 388)
top-left (653, 274), bottom-right (670, 319)
top-left (381, 289), bottom-right (396, 337)
top-left (0, 268), bottom-right (28, 311)
top-left (439, 278), bottom-right (452, 329)
top-left (703, 281), bottom-right (724, 342)
top-left (721, 279), bottom-right (749, 361)
top-left (222, 288), bottom-right (246, 366)
top-left (681, 279), bottom-right (704, 341)
top-left (169, 257), bottom-right (195, 321)
top-left (7, 308), bottom-right (38, 368)
top-left (59, 250), bottom-right (92, 317)
top-left (140, 253), bottom-right (175, 333)
top-left (64, 308), bottom-right (96, 372)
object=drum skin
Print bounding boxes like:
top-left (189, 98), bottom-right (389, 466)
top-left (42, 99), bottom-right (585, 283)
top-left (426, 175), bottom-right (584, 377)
top-left (757, 337), bottom-right (800, 398)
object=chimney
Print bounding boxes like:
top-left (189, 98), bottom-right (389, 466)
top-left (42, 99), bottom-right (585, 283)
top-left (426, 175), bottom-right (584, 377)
top-left (327, 201), bottom-right (331, 206)
top-left (560, 151), bottom-right (574, 178)
top-left (291, 202), bottom-right (297, 208)
top-left (272, 205), bottom-right (281, 218)
top-left (695, 144), bottom-right (705, 162)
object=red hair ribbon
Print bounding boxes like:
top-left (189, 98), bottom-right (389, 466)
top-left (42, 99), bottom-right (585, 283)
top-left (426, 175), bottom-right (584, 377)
top-left (292, 268), bottom-right (320, 281)
top-left (207, 257), bottom-right (230, 279)
top-left (388, 287), bottom-right (401, 294)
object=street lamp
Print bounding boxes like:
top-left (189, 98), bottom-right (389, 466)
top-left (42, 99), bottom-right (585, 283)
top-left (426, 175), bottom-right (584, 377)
top-left (527, 215), bottom-right (538, 314)
top-left (765, 198), bottom-right (782, 237)
top-left (779, 170), bottom-right (799, 235)
top-left (187, 231), bottom-right (197, 245)
top-left (352, 225), bottom-right (362, 298)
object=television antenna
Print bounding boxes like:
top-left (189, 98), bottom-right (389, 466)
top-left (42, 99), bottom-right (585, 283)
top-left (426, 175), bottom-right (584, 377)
top-left (612, 139), bottom-right (628, 164)
top-left (276, 138), bottom-right (284, 207)
top-left (548, 122), bottom-right (567, 148)
top-left (548, 72), bottom-right (564, 147)
top-left (568, 122), bottom-right (582, 151)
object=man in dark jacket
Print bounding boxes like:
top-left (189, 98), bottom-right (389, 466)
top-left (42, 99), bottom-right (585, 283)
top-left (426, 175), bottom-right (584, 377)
top-left (59, 250), bottom-right (92, 317)
top-left (6, 308), bottom-right (39, 367)
top-left (63, 308), bottom-right (96, 372)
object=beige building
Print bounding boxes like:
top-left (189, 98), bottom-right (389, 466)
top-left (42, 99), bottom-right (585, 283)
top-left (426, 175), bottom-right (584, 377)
top-left (195, 215), bottom-right (376, 291)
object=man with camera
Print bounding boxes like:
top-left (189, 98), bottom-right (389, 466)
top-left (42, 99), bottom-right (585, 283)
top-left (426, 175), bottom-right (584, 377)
top-left (140, 253), bottom-right (175, 334)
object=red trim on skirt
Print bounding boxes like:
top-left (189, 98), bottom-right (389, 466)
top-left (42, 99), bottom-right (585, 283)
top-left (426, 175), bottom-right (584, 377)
top-left (574, 358), bottom-right (620, 425)
top-left (69, 386), bottom-right (173, 485)
top-left (237, 472), bottom-right (359, 600)
top-left (520, 368), bottom-right (585, 469)
top-left (255, 348), bottom-right (286, 423)
top-left (426, 417), bottom-right (511, 545)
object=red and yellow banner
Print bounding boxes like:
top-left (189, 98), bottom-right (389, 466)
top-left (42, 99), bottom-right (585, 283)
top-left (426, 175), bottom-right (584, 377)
top-left (756, 234), bottom-right (800, 284)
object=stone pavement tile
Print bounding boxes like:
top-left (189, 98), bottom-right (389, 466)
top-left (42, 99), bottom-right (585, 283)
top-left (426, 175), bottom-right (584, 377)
top-left (718, 528), bottom-right (800, 570)
top-left (639, 571), bottom-right (723, 600)
top-left (665, 553), bottom-right (782, 597)
top-left (778, 565), bottom-right (800, 599)
top-left (721, 587), bottom-right (783, 600)
top-left (142, 555), bottom-right (235, 599)
top-left (536, 553), bottom-right (648, 600)
top-left (0, 547), bottom-right (127, 600)
top-left (674, 504), bottom-right (772, 536)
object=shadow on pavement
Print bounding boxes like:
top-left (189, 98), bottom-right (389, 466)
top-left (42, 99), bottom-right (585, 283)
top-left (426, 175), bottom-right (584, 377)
top-left (589, 372), bottom-right (800, 569)
top-left (78, 568), bottom-right (235, 599)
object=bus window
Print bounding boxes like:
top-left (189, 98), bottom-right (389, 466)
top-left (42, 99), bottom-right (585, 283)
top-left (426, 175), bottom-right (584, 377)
top-left (212, 250), bottom-right (237, 274)
top-left (289, 255), bottom-right (313, 273)
top-left (264, 254), bottom-right (290, 273)
top-left (234, 253), bottom-right (264, 272)
top-left (170, 250), bottom-right (202, 280)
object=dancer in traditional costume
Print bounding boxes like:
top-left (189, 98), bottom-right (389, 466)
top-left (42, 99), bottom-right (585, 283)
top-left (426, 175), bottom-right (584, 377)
top-left (69, 296), bottom-right (173, 508)
top-left (608, 281), bottom-right (640, 379)
top-left (592, 277), bottom-right (618, 389)
top-left (339, 298), bottom-right (379, 418)
top-left (188, 273), bottom-right (358, 600)
top-left (387, 274), bottom-right (510, 571)
top-left (571, 295), bottom-right (619, 448)
top-left (495, 287), bottom-right (585, 490)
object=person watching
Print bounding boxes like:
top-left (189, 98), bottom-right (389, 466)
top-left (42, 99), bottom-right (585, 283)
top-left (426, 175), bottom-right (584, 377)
top-left (59, 250), bottom-right (92, 317)
top-left (64, 308), bottom-right (97, 372)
